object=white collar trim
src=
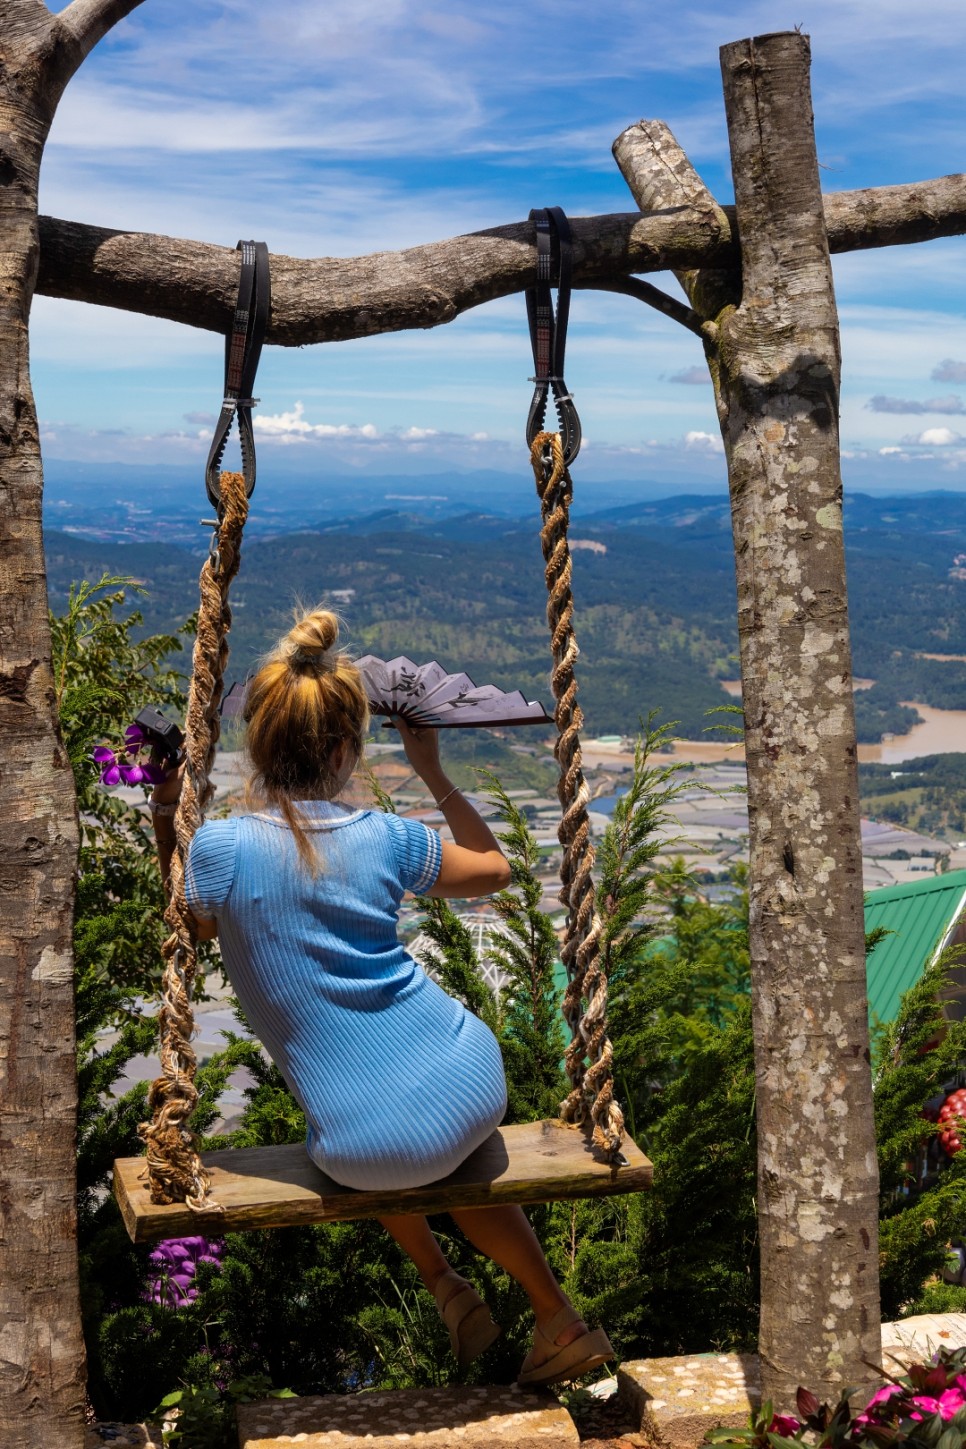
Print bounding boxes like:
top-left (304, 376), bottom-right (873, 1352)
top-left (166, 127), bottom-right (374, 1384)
top-left (251, 801), bottom-right (367, 831)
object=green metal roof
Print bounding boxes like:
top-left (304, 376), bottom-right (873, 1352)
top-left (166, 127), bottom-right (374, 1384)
top-left (548, 872), bottom-right (966, 1033)
top-left (865, 870), bottom-right (966, 1025)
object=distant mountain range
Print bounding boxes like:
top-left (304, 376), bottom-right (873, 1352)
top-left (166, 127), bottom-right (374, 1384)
top-left (43, 459), bottom-right (726, 549)
top-left (43, 486), bottom-right (966, 742)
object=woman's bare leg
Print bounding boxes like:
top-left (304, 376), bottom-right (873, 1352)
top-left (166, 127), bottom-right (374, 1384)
top-left (449, 1204), bottom-right (586, 1352)
top-left (379, 1206), bottom-right (588, 1360)
top-left (378, 1213), bottom-right (464, 1305)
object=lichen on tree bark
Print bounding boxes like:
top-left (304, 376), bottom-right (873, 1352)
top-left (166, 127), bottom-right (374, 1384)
top-left (617, 34), bottom-right (880, 1408)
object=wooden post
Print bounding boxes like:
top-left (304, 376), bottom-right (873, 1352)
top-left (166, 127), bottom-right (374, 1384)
top-left (0, 11), bottom-right (86, 1441)
top-left (616, 31), bottom-right (881, 1407)
top-left (0, 4), bottom-right (146, 1445)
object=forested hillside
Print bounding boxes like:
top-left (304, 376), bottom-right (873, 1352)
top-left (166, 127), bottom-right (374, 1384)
top-left (43, 489), bottom-right (966, 741)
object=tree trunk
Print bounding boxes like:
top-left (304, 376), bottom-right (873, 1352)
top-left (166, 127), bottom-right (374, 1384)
top-left (0, 2), bottom-right (135, 1443)
top-left (616, 32), bottom-right (880, 1408)
top-left (0, 200), bottom-right (87, 1449)
top-left (0, 146), bottom-right (87, 1449)
top-left (717, 33), bottom-right (881, 1405)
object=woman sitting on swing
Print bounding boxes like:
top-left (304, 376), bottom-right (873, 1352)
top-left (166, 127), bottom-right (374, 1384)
top-left (150, 606), bottom-right (612, 1387)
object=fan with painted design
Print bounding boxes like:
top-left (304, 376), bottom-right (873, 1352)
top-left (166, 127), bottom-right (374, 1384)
top-left (353, 654), bottom-right (552, 729)
top-left (219, 659), bottom-right (552, 730)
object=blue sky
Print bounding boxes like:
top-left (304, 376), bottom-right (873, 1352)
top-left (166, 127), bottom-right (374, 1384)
top-left (34, 0), bottom-right (966, 491)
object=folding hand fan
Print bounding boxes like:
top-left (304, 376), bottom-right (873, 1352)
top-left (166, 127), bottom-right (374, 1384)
top-left (353, 654), bottom-right (552, 729)
top-left (217, 660), bottom-right (552, 729)
top-left (220, 681), bottom-right (248, 721)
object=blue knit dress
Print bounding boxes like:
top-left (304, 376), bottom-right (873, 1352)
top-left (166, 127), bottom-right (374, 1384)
top-left (184, 801), bottom-right (508, 1190)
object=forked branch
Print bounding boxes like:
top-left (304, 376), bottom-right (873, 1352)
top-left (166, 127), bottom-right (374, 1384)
top-left (49, 0), bottom-right (145, 77)
top-left (580, 277), bottom-right (703, 337)
top-left (55, 0), bottom-right (146, 68)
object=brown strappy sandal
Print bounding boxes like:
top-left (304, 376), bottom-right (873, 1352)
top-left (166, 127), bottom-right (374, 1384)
top-left (517, 1304), bottom-right (613, 1387)
top-left (433, 1270), bottom-right (502, 1369)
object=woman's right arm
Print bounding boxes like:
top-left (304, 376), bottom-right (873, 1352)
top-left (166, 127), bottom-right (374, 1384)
top-left (395, 720), bottom-right (511, 898)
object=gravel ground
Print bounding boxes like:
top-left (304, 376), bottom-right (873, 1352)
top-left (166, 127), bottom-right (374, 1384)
top-left (564, 1383), bottom-right (650, 1446)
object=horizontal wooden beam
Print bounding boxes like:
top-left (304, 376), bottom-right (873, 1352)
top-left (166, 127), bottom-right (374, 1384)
top-left (114, 1120), bottom-right (653, 1244)
top-left (35, 171), bottom-right (966, 346)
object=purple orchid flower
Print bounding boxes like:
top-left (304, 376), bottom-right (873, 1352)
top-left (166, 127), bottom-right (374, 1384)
top-left (92, 747), bottom-right (121, 786)
top-left (143, 1235), bottom-right (224, 1310)
top-left (93, 718), bottom-right (172, 788)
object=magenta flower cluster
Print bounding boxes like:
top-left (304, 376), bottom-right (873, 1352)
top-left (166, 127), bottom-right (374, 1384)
top-left (711, 1350), bottom-right (966, 1449)
top-left (93, 723), bottom-right (167, 787)
top-left (769, 1379), bottom-right (966, 1434)
top-left (856, 1379), bottom-right (966, 1424)
top-left (143, 1236), bottom-right (224, 1309)
top-left (759, 1362), bottom-right (966, 1442)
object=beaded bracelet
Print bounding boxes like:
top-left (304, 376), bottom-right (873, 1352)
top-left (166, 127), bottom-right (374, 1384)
top-left (148, 801), bottom-right (178, 817)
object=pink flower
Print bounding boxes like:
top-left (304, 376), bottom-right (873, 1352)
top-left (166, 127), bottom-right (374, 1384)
top-left (909, 1395), bottom-right (942, 1420)
top-left (767, 1415), bottom-right (802, 1437)
top-left (92, 746), bottom-right (121, 786)
top-left (937, 1388), bottom-right (966, 1420)
top-left (856, 1383), bottom-right (903, 1424)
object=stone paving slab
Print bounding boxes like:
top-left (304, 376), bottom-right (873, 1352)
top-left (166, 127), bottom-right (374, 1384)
top-left (881, 1313), bottom-right (966, 1368)
top-left (616, 1317), bottom-right (966, 1449)
top-left (618, 1353), bottom-right (760, 1449)
top-left (236, 1384), bottom-right (578, 1448)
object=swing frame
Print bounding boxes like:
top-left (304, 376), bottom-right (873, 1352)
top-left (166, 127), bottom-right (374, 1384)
top-left (114, 222), bottom-right (652, 1242)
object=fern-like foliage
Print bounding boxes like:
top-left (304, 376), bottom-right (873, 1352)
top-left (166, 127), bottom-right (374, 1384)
top-left (51, 573), bottom-right (189, 814)
top-left (474, 771), bottom-right (566, 1123)
top-left (412, 897), bottom-right (499, 1030)
top-left (595, 715), bottom-right (691, 989)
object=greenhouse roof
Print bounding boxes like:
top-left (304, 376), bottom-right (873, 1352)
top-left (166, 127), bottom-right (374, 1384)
top-left (865, 870), bottom-right (966, 1025)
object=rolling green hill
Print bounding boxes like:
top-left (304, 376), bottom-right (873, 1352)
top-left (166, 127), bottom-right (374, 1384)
top-left (43, 490), bottom-right (966, 742)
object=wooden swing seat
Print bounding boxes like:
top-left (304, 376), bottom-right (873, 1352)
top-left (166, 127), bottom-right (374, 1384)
top-left (114, 1118), bottom-right (652, 1244)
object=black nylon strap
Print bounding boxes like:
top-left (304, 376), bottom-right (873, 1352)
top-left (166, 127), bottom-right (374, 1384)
top-left (205, 240), bottom-right (271, 510)
top-left (525, 206), bottom-right (581, 466)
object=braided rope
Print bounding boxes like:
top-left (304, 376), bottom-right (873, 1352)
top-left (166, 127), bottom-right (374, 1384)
top-left (138, 471), bottom-right (249, 1208)
top-left (531, 432), bottom-right (624, 1159)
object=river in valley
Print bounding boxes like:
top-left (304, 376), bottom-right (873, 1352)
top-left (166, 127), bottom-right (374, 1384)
top-left (711, 684), bottom-right (966, 765)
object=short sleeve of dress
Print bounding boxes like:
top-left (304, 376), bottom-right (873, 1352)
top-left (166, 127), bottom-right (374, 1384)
top-left (185, 819), bottom-right (238, 921)
top-left (383, 812), bottom-right (442, 895)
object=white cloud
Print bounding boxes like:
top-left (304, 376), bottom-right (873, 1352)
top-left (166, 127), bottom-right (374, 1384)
top-left (669, 366), bottom-right (711, 385)
top-left (684, 430), bottom-right (724, 454)
top-left (29, 295), bottom-right (216, 366)
top-left (867, 394), bottom-right (966, 415)
top-left (254, 402), bottom-right (379, 440)
top-left (914, 427), bottom-right (961, 446)
top-left (49, 76), bottom-right (484, 159)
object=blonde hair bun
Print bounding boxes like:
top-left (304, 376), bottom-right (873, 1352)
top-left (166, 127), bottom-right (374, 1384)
top-left (245, 604), bottom-right (369, 869)
top-left (284, 609), bottom-right (340, 671)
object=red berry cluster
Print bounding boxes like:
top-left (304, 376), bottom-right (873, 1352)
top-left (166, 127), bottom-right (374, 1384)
top-left (938, 1088), bottom-right (966, 1155)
